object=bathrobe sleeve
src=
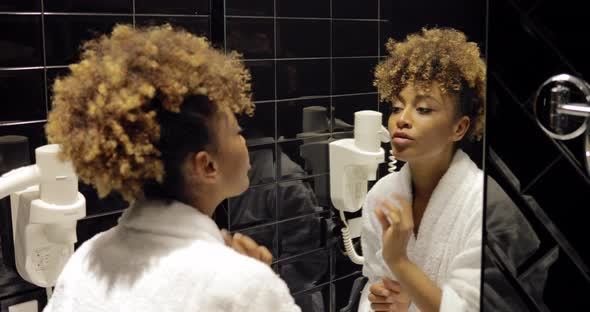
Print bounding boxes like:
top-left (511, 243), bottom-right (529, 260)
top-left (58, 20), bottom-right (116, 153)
top-left (359, 192), bottom-right (391, 312)
top-left (439, 201), bottom-right (483, 312)
top-left (237, 263), bottom-right (302, 312)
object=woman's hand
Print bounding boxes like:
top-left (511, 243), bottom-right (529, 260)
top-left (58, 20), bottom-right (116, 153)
top-left (375, 193), bottom-right (414, 270)
top-left (368, 276), bottom-right (411, 311)
top-left (221, 229), bottom-right (273, 266)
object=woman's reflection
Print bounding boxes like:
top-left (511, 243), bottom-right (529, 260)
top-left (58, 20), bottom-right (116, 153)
top-left (230, 109), bottom-right (330, 311)
top-left (359, 28), bottom-right (486, 312)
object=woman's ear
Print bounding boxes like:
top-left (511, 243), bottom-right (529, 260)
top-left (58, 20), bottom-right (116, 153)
top-left (452, 116), bottom-right (471, 142)
top-left (191, 151), bottom-right (219, 184)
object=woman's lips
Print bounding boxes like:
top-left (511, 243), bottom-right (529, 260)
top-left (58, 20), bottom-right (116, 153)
top-left (392, 133), bottom-right (414, 145)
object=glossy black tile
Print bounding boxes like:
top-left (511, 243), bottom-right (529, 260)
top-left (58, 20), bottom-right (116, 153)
top-left (229, 183), bottom-right (277, 229)
top-left (541, 248), bottom-right (590, 310)
top-left (0, 0), bottom-right (41, 11)
top-left (488, 0), bottom-right (568, 102)
top-left (380, 0), bottom-right (393, 20)
top-left (526, 158), bottom-right (590, 262)
top-left (135, 16), bottom-right (209, 38)
top-left (0, 15), bottom-right (43, 67)
top-left (530, 0), bottom-right (590, 75)
top-left (227, 18), bottom-right (274, 59)
top-left (0, 122), bottom-right (47, 164)
top-left (277, 19), bottom-right (330, 58)
top-left (333, 272), bottom-right (364, 311)
top-left (135, 0), bottom-right (209, 15)
top-left (44, 15), bottom-right (132, 66)
top-left (240, 101), bottom-right (275, 142)
top-left (277, 60), bottom-right (330, 99)
top-left (0, 69), bottom-right (46, 122)
top-left (278, 136), bottom-right (331, 180)
top-left (278, 213), bottom-right (328, 259)
top-left (333, 0), bottom-right (378, 19)
top-left (277, 248), bottom-right (330, 294)
top-left (277, 98), bottom-right (330, 140)
top-left (278, 176), bottom-right (328, 220)
top-left (246, 143), bottom-right (276, 185)
top-left (487, 77), bottom-right (561, 187)
top-left (243, 60), bottom-right (275, 101)
top-left (226, 0), bottom-right (273, 16)
top-left (389, 0), bottom-right (486, 47)
top-left (276, 0), bottom-right (330, 18)
top-left (332, 58), bottom-right (378, 95)
top-left (291, 283), bottom-right (331, 312)
top-left (232, 223), bottom-right (277, 258)
top-left (75, 212), bottom-right (122, 249)
top-left (333, 21), bottom-right (378, 57)
top-left (44, 0), bottom-right (132, 13)
top-left (332, 94), bottom-right (379, 132)
top-left (212, 200), bottom-right (229, 230)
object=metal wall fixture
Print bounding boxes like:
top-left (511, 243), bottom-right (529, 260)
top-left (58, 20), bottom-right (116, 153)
top-left (534, 74), bottom-right (590, 175)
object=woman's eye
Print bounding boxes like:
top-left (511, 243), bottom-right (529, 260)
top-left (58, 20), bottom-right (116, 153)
top-left (417, 107), bottom-right (433, 114)
top-left (391, 106), bottom-right (403, 114)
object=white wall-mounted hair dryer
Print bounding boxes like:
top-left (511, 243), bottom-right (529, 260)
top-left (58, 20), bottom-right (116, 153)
top-left (329, 110), bottom-right (390, 265)
top-left (0, 144), bottom-right (86, 288)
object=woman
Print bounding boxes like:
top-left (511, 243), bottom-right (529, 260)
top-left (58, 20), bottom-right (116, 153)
top-left (359, 28), bottom-right (486, 312)
top-left (43, 24), bottom-right (300, 312)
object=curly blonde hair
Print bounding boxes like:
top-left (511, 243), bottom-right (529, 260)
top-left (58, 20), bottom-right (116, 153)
top-left (46, 24), bottom-right (254, 202)
top-left (374, 27), bottom-right (486, 142)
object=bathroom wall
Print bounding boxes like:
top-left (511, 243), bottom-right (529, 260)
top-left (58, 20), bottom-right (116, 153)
top-left (0, 0), bottom-right (390, 310)
top-left (485, 0), bottom-right (590, 310)
top-left (0, 1), bottom-right (490, 311)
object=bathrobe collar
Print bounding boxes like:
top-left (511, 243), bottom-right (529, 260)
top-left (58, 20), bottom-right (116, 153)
top-left (117, 199), bottom-right (224, 244)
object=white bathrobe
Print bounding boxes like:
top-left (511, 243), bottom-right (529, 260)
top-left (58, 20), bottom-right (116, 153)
top-left (44, 200), bottom-right (301, 312)
top-left (359, 150), bottom-right (483, 312)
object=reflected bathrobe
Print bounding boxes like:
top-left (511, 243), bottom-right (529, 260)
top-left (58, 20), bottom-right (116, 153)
top-left (359, 150), bottom-right (483, 312)
top-left (44, 200), bottom-right (301, 312)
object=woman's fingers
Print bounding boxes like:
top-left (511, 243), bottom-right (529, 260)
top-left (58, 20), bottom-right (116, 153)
top-left (230, 233), bottom-right (272, 266)
top-left (370, 303), bottom-right (394, 311)
top-left (375, 206), bottom-right (390, 233)
top-left (382, 276), bottom-right (401, 292)
top-left (258, 246), bottom-right (273, 265)
top-left (221, 229), bottom-right (232, 246)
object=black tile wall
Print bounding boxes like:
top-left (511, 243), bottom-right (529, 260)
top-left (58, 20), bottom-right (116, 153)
top-left (44, 0), bottom-right (133, 13)
top-left (44, 15), bottom-right (133, 65)
top-left (485, 0), bottom-right (590, 309)
top-left (333, 0), bottom-right (378, 19)
top-left (227, 18), bottom-right (274, 59)
top-left (276, 0), bottom-right (330, 18)
top-left (277, 59), bottom-right (331, 99)
top-left (134, 0), bottom-right (209, 15)
top-left (0, 15), bottom-right (43, 67)
top-left (226, 0), bottom-right (274, 16)
top-left (333, 21), bottom-right (378, 57)
top-left (276, 19), bottom-right (330, 58)
top-left (135, 16), bottom-right (209, 38)
top-left (0, 69), bottom-right (46, 123)
top-left (0, 0), bottom-right (487, 310)
top-left (0, 1), bottom-right (41, 12)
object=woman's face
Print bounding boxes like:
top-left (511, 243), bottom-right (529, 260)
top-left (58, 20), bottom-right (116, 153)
top-left (212, 109), bottom-right (251, 197)
top-left (388, 81), bottom-right (468, 163)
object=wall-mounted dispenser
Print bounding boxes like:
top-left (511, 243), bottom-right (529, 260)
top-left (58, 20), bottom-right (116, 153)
top-left (329, 110), bottom-right (390, 264)
top-left (534, 74), bottom-right (590, 176)
top-left (0, 143), bottom-right (86, 288)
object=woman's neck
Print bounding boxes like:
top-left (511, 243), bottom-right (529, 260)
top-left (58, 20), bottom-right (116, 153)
top-left (409, 147), bottom-right (455, 199)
